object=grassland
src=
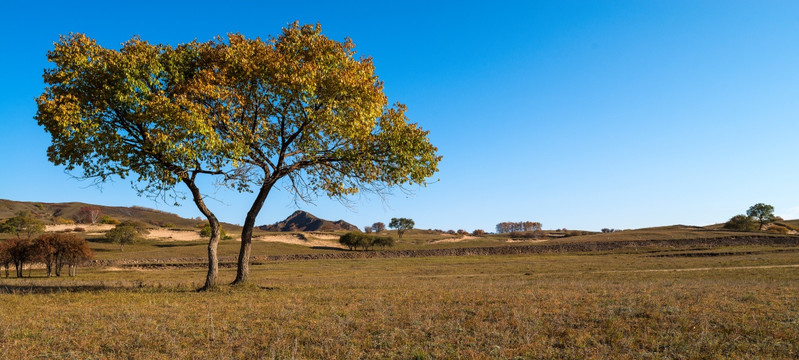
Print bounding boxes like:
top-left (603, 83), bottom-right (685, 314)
top-left (2, 242), bottom-right (798, 359)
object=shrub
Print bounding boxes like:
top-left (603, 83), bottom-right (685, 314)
top-left (53, 217), bottom-right (75, 225)
top-left (73, 227), bottom-right (86, 232)
top-left (100, 215), bottom-right (120, 225)
top-left (472, 229), bottom-right (486, 236)
top-left (724, 215), bottom-right (757, 232)
top-left (199, 223), bottom-right (229, 239)
top-left (339, 232), bottom-right (395, 251)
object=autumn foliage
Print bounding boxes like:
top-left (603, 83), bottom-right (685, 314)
top-left (0, 233), bottom-right (92, 278)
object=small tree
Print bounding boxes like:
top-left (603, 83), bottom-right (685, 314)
top-left (106, 223), bottom-right (148, 251)
top-left (472, 229), bottom-right (486, 236)
top-left (747, 203), bottom-right (776, 231)
top-left (364, 226), bottom-right (373, 233)
top-left (57, 235), bottom-right (93, 276)
top-left (389, 218), bottom-right (414, 238)
top-left (372, 222), bottom-right (386, 233)
top-left (723, 214), bottom-right (757, 231)
top-left (76, 206), bottom-right (102, 224)
top-left (372, 236), bottom-right (395, 249)
top-left (2, 211), bottom-right (44, 240)
top-left (4, 238), bottom-right (35, 278)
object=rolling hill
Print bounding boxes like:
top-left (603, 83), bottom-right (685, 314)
top-left (259, 210), bottom-right (360, 232)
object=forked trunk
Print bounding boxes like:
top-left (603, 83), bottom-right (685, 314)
top-left (232, 181), bottom-right (274, 285)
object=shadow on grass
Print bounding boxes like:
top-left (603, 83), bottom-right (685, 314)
top-left (154, 243), bottom-right (199, 248)
top-left (310, 246), bottom-right (347, 251)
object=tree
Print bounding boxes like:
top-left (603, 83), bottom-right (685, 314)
top-left (76, 206), bottom-right (102, 224)
top-left (746, 203), bottom-right (776, 231)
top-left (2, 211), bottom-right (44, 240)
top-left (372, 222), bottom-right (386, 233)
top-left (203, 24), bottom-right (440, 284)
top-left (0, 241), bottom-right (11, 278)
top-left (105, 223), bottom-right (148, 251)
top-left (3, 238), bottom-right (35, 278)
top-left (36, 34), bottom-right (244, 290)
top-left (364, 226), bottom-right (373, 233)
top-left (389, 218), bottom-right (415, 238)
top-left (723, 214), bottom-right (757, 232)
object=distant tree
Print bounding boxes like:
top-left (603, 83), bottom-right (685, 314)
top-left (723, 214), bottom-right (758, 232)
top-left (747, 203), bottom-right (776, 231)
top-left (364, 226), bottom-right (373, 233)
top-left (339, 232), bottom-right (364, 251)
top-left (373, 236), bottom-right (395, 249)
top-left (76, 206), bottom-right (102, 224)
top-left (472, 229), bottom-right (486, 236)
top-left (372, 222), bottom-right (386, 233)
top-left (106, 223), bottom-right (148, 251)
top-left (56, 235), bottom-right (93, 276)
top-left (496, 221), bottom-right (542, 234)
top-left (389, 218), bottom-right (414, 238)
top-left (2, 211), bottom-right (45, 240)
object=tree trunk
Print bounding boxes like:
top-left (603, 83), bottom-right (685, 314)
top-left (232, 180), bottom-right (274, 285)
top-left (183, 179), bottom-right (222, 291)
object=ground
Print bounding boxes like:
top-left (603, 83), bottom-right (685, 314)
top-left (1, 242), bottom-right (798, 359)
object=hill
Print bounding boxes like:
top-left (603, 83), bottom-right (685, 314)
top-left (0, 199), bottom-right (204, 229)
top-left (259, 210), bottom-right (360, 232)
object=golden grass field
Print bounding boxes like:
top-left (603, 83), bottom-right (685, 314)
top-left (1, 240), bottom-right (798, 359)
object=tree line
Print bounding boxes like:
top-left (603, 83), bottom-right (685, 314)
top-left (0, 233), bottom-right (93, 278)
top-left (339, 232), bottom-right (395, 251)
top-left (495, 221), bottom-right (542, 234)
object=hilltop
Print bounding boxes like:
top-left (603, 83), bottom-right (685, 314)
top-left (259, 210), bottom-right (360, 232)
top-left (0, 199), bottom-right (204, 229)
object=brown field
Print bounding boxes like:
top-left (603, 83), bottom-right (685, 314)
top-left (1, 238), bottom-right (798, 359)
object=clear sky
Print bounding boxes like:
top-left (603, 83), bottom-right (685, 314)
top-left (1, 1), bottom-right (798, 232)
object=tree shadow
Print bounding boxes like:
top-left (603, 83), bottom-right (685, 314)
top-left (0, 283), bottom-right (198, 294)
top-left (310, 246), bottom-right (347, 251)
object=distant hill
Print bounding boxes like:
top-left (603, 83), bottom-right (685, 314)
top-left (259, 210), bottom-right (360, 232)
top-left (0, 199), bottom-right (204, 228)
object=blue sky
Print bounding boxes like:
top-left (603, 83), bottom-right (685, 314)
top-left (1, 1), bottom-right (798, 231)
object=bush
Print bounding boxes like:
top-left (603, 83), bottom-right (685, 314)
top-left (53, 217), bottom-right (75, 225)
top-left (100, 215), bottom-right (120, 225)
top-left (73, 227), bottom-right (86, 232)
top-left (472, 229), bottom-right (486, 236)
top-left (199, 223), bottom-right (229, 239)
top-left (723, 215), bottom-right (758, 232)
top-left (339, 232), bottom-right (395, 251)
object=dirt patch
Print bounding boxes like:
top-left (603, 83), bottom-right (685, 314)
top-left (146, 229), bottom-right (205, 241)
top-left (430, 236), bottom-right (477, 244)
top-left (255, 234), bottom-right (345, 249)
top-left (46, 224), bottom-right (114, 235)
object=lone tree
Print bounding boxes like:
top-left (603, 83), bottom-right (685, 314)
top-left (372, 222), bottom-right (386, 233)
top-left (203, 24), bottom-right (440, 284)
top-left (76, 206), bottom-right (102, 224)
top-left (36, 34), bottom-right (244, 290)
top-left (389, 217), bottom-right (415, 238)
top-left (746, 203), bottom-right (776, 231)
top-left (105, 222), bottom-right (149, 251)
top-left (2, 211), bottom-right (44, 240)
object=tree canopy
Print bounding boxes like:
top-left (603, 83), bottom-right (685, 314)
top-left (199, 23), bottom-right (440, 284)
top-left (36, 23), bottom-right (440, 287)
top-left (35, 34), bottom-right (239, 289)
top-left (746, 203), bottom-right (776, 231)
top-left (389, 218), bottom-right (415, 238)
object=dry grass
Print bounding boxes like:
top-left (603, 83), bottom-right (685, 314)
top-left (1, 246), bottom-right (798, 358)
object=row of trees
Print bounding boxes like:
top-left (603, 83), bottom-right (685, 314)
top-left (36, 23), bottom-right (440, 289)
top-left (495, 221), bottom-right (542, 234)
top-left (338, 232), bottom-right (395, 251)
top-left (363, 218), bottom-right (415, 238)
top-left (0, 233), bottom-right (93, 278)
